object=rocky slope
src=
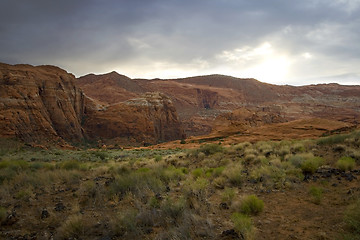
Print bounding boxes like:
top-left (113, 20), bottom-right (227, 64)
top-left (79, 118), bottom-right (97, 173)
top-left (84, 92), bottom-right (184, 146)
top-left (0, 63), bottom-right (85, 145)
top-left (77, 73), bottom-right (360, 136)
top-left (0, 63), bottom-right (184, 146)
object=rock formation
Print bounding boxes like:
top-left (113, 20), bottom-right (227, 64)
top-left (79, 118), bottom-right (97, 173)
top-left (0, 63), bottom-right (85, 145)
top-left (77, 73), bottom-right (360, 137)
top-left (83, 92), bottom-right (185, 146)
top-left (0, 63), bottom-right (184, 146)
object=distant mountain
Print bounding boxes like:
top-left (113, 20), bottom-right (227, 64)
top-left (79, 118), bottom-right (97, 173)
top-left (77, 72), bottom-right (360, 136)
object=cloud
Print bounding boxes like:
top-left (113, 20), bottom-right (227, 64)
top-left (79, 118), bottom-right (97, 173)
top-left (0, 0), bottom-right (359, 85)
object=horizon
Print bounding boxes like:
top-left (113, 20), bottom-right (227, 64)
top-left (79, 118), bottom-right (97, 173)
top-left (1, 1), bottom-right (359, 86)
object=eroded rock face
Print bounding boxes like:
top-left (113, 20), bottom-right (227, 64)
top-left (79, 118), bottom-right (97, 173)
top-left (0, 63), bottom-right (185, 146)
top-left (83, 92), bottom-right (185, 145)
top-left (0, 63), bottom-right (85, 144)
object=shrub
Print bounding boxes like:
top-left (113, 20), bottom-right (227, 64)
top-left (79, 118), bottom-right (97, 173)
top-left (92, 151), bottom-right (109, 161)
top-left (198, 144), bottom-right (224, 156)
top-left (343, 200), bottom-right (360, 237)
top-left (301, 157), bottom-right (324, 174)
top-left (57, 214), bottom-right (84, 239)
top-left (231, 213), bottom-right (255, 240)
top-left (336, 157), bottom-right (356, 171)
top-left (192, 168), bottom-right (204, 179)
top-left (180, 139), bottom-right (186, 144)
top-left (111, 209), bottom-right (138, 236)
top-left (317, 134), bottom-right (348, 145)
top-left (154, 155), bottom-right (162, 162)
top-left (161, 197), bottom-right (186, 221)
top-left (221, 187), bottom-right (235, 205)
top-left (60, 160), bottom-right (81, 170)
top-left (239, 195), bottom-right (264, 215)
top-left (223, 164), bottom-right (244, 186)
top-left (309, 186), bottom-right (323, 205)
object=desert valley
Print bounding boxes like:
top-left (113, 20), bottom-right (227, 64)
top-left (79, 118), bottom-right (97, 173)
top-left (0, 62), bottom-right (359, 239)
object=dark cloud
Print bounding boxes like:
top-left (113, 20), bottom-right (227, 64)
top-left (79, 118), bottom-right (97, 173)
top-left (0, 0), bottom-right (359, 84)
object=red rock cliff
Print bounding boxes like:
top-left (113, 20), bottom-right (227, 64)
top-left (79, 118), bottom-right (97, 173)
top-left (0, 63), bottom-right (85, 144)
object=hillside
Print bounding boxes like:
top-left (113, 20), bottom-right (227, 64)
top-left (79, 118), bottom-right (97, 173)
top-left (77, 72), bottom-right (360, 136)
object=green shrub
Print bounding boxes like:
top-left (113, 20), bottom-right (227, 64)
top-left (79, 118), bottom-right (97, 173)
top-left (192, 168), bottom-right (204, 179)
top-left (343, 200), bottom-right (360, 238)
top-left (301, 157), bottom-right (324, 174)
top-left (317, 134), bottom-right (349, 145)
top-left (239, 195), bottom-right (264, 215)
top-left (231, 213), bottom-right (255, 240)
top-left (224, 164), bottom-right (244, 186)
top-left (180, 139), bottom-right (186, 144)
top-left (309, 186), bottom-right (323, 205)
top-left (198, 144), bottom-right (224, 156)
top-left (221, 187), bottom-right (235, 205)
top-left (336, 157), bottom-right (356, 171)
top-left (154, 155), bottom-right (162, 162)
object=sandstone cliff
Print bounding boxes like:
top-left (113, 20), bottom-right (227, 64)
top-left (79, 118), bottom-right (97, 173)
top-left (0, 63), bottom-right (184, 146)
top-left (83, 92), bottom-right (185, 146)
top-left (0, 63), bottom-right (85, 145)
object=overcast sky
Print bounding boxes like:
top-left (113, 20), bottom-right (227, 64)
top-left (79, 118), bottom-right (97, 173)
top-left (1, 0), bottom-right (359, 85)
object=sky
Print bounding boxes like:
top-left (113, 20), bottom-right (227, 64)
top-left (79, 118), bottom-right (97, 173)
top-left (0, 0), bottom-right (359, 86)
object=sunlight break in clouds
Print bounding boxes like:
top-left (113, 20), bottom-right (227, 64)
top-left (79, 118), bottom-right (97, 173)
top-left (217, 42), bottom-right (292, 84)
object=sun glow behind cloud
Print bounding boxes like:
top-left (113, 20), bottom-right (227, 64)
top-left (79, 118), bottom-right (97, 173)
top-left (216, 42), bottom-right (292, 84)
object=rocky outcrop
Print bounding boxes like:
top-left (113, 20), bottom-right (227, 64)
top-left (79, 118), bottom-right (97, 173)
top-left (83, 92), bottom-right (185, 146)
top-left (0, 63), bottom-right (85, 145)
top-left (0, 63), bottom-right (184, 146)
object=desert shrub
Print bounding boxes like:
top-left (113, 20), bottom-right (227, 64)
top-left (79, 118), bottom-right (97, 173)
top-left (223, 164), bottom-right (244, 186)
top-left (343, 200), bottom-right (360, 238)
top-left (213, 176), bottom-right (227, 189)
top-left (239, 195), bottom-right (264, 215)
top-left (192, 168), bottom-right (204, 179)
top-left (277, 146), bottom-right (291, 158)
top-left (0, 206), bottom-right (7, 223)
top-left (250, 165), bottom-right (286, 189)
top-left (57, 214), bottom-right (85, 239)
top-left (221, 187), bottom-right (235, 205)
top-left (154, 155), bottom-right (163, 162)
top-left (198, 144), bottom-right (224, 156)
top-left (159, 166), bottom-right (187, 183)
top-left (234, 142), bottom-right (252, 151)
top-left (183, 177), bottom-right (209, 200)
top-left (209, 166), bottom-right (225, 178)
top-left (317, 133), bottom-right (349, 145)
top-left (92, 151), bottom-right (109, 161)
top-left (336, 157), bottom-right (356, 171)
top-left (60, 160), bottom-right (81, 170)
top-left (109, 171), bottom-right (164, 198)
top-left (309, 186), bottom-right (323, 205)
top-left (291, 143), bottom-right (305, 153)
top-left (149, 196), bottom-right (161, 209)
top-left (111, 209), bottom-right (138, 236)
top-left (231, 213), bottom-right (255, 240)
top-left (256, 142), bottom-right (273, 155)
top-left (180, 139), bottom-right (186, 144)
top-left (161, 197), bottom-right (186, 221)
top-left (301, 157), bottom-right (324, 174)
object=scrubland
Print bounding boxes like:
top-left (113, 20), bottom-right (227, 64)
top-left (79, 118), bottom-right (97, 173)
top-left (1, 131), bottom-right (360, 239)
